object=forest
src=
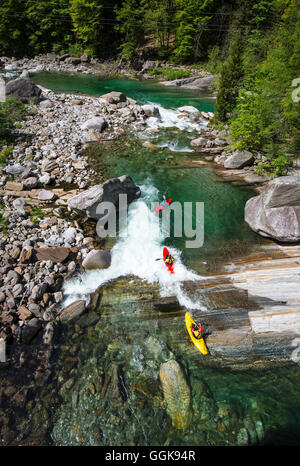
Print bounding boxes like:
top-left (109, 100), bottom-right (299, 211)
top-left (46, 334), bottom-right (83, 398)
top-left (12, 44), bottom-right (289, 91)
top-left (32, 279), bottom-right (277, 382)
top-left (0, 0), bottom-right (299, 170)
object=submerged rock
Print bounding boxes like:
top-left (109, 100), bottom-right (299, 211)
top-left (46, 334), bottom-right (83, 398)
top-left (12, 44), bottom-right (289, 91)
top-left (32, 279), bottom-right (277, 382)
top-left (245, 175), bottom-right (300, 242)
top-left (159, 360), bottom-right (192, 431)
top-left (59, 300), bottom-right (86, 323)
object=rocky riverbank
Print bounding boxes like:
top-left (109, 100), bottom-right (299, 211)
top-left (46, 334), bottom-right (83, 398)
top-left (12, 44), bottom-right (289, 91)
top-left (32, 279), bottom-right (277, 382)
top-left (0, 54), bottom-right (213, 85)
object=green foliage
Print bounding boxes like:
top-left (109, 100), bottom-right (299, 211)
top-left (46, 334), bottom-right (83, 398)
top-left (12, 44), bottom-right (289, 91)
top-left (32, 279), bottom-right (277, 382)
top-left (115, 0), bottom-right (145, 61)
top-left (0, 98), bottom-right (27, 144)
top-left (0, 146), bottom-right (13, 166)
top-left (255, 155), bottom-right (289, 178)
top-left (215, 33), bottom-right (244, 121)
top-left (30, 206), bottom-right (45, 223)
top-left (149, 66), bottom-right (192, 80)
top-left (228, 0), bottom-right (300, 171)
top-left (0, 0), bottom-right (29, 56)
top-left (0, 204), bottom-right (8, 232)
top-left (26, 0), bottom-right (74, 55)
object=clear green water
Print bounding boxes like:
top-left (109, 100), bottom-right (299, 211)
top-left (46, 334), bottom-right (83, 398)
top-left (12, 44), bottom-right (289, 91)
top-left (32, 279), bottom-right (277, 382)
top-left (31, 71), bottom-right (215, 112)
top-left (26, 73), bottom-right (300, 446)
top-left (86, 133), bottom-right (261, 274)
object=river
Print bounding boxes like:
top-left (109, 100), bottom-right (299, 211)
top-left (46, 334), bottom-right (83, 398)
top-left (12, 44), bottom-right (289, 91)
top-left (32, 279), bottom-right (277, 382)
top-left (24, 72), bottom-right (300, 446)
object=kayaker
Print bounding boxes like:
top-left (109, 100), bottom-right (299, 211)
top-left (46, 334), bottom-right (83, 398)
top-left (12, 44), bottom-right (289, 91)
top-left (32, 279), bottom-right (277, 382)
top-left (191, 323), bottom-right (204, 340)
top-left (160, 195), bottom-right (168, 209)
top-left (165, 254), bottom-right (175, 265)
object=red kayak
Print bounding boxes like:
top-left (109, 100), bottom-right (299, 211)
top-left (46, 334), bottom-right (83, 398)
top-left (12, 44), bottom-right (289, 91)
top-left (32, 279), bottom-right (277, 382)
top-left (155, 198), bottom-right (172, 212)
top-left (163, 247), bottom-right (174, 274)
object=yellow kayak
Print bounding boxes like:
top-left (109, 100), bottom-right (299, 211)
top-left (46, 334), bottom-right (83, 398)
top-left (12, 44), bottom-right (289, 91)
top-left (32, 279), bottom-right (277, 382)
top-left (185, 311), bottom-right (208, 355)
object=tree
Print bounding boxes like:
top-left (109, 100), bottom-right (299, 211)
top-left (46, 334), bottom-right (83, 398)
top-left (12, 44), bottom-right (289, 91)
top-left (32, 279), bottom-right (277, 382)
top-left (26, 0), bottom-right (74, 55)
top-left (215, 33), bottom-right (244, 121)
top-left (115, 0), bottom-right (145, 61)
top-left (0, 0), bottom-right (29, 56)
top-left (172, 0), bottom-right (216, 63)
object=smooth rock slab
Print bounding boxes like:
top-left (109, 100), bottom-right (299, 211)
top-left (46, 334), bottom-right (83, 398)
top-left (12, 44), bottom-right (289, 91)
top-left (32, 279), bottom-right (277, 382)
top-left (35, 247), bottom-right (69, 263)
top-left (159, 359), bottom-right (192, 431)
top-left (59, 300), bottom-right (86, 323)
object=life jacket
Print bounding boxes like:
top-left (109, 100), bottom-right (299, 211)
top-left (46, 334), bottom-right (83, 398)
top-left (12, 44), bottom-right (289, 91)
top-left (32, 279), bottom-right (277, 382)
top-left (165, 255), bottom-right (174, 265)
top-left (191, 324), bottom-right (203, 338)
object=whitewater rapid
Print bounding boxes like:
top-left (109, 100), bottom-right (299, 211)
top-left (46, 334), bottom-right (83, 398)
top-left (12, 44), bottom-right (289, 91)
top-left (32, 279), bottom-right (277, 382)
top-left (63, 183), bottom-right (206, 311)
top-left (63, 103), bottom-right (209, 310)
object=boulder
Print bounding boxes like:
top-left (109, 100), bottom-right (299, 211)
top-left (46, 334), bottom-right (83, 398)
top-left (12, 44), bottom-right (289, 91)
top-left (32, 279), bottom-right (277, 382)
top-left (35, 246), bottom-right (69, 263)
top-left (6, 78), bottom-right (41, 104)
top-left (80, 116), bottom-right (108, 132)
top-left (141, 104), bottom-right (160, 117)
top-left (224, 150), bottom-right (254, 169)
top-left (101, 91), bottom-right (127, 104)
top-left (80, 54), bottom-right (90, 63)
top-left (38, 189), bottom-right (57, 201)
top-left (59, 300), bottom-right (86, 323)
top-left (65, 56), bottom-right (81, 65)
top-left (142, 60), bottom-right (157, 72)
top-left (39, 99), bottom-right (54, 108)
top-left (245, 175), bottom-right (300, 242)
top-left (67, 174), bottom-right (141, 220)
top-left (190, 137), bottom-right (207, 147)
top-left (5, 163), bottom-right (25, 176)
top-left (19, 70), bottom-right (29, 79)
top-left (178, 105), bottom-right (199, 115)
top-left (82, 249), bottom-right (111, 270)
top-left (21, 318), bottom-right (42, 344)
top-left (159, 360), bottom-right (192, 431)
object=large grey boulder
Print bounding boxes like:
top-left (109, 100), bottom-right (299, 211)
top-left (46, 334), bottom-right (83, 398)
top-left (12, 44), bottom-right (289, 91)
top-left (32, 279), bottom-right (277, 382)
top-left (82, 249), bottom-right (111, 270)
top-left (80, 116), bottom-right (107, 132)
top-left (67, 175), bottom-right (141, 220)
top-left (224, 150), bottom-right (254, 169)
top-left (245, 175), bottom-right (300, 242)
top-left (6, 78), bottom-right (42, 103)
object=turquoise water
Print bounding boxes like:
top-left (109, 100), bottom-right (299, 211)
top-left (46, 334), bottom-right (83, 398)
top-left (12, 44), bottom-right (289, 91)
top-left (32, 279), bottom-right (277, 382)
top-left (31, 71), bottom-right (215, 112)
top-left (26, 72), bottom-right (300, 447)
top-left (85, 134), bottom-right (260, 274)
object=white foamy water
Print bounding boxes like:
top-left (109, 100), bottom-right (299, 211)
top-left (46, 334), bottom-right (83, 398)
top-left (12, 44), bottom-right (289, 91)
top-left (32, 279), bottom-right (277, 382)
top-left (63, 183), bottom-right (206, 311)
top-left (146, 103), bottom-right (208, 133)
